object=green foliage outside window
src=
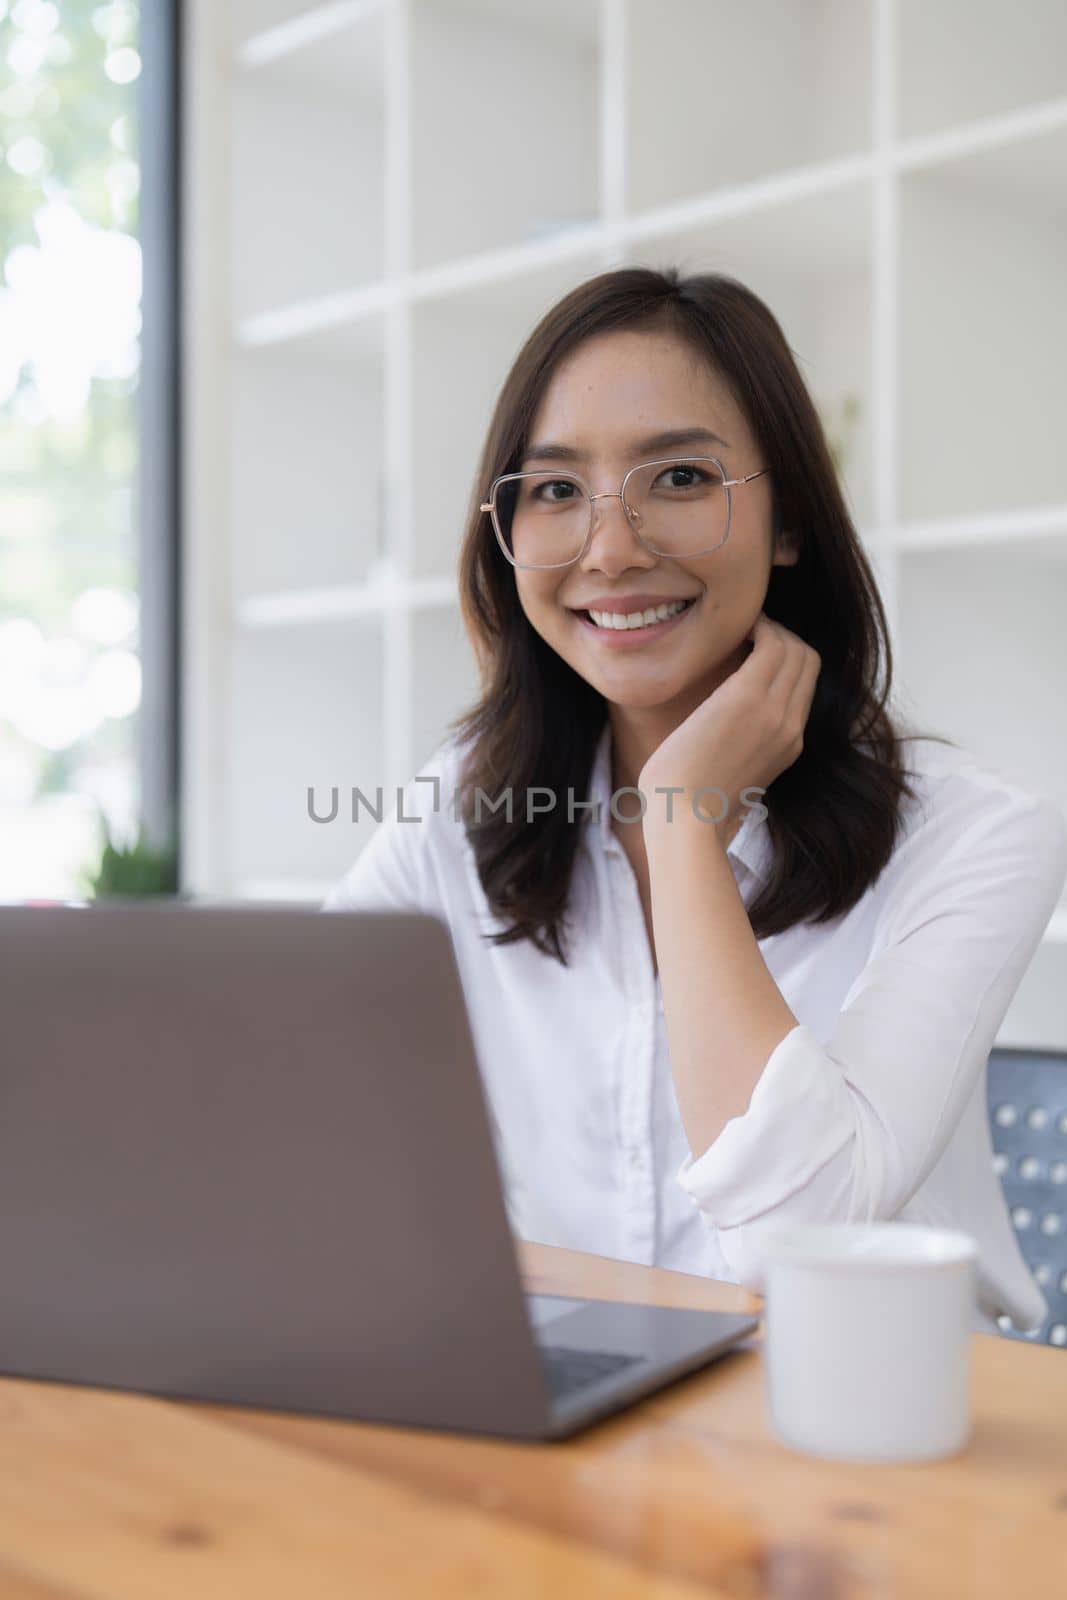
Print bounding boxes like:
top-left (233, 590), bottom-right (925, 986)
top-left (0, 0), bottom-right (144, 902)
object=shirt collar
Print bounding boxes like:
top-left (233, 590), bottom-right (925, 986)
top-left (588, 718), bottom-right (772, 886)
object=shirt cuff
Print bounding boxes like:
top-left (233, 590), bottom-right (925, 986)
top-left (674, 1023), bottom-right (855, 1229)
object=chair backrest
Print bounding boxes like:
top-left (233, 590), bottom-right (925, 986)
top-left (987, 1047), bottom-right (1067, 1349)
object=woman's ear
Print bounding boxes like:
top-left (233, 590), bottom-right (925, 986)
top-left (772, 527), bottom-right (801, 567)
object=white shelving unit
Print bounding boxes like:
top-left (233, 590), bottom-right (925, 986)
top-left (182, 0), bottom-right (1067, 1046)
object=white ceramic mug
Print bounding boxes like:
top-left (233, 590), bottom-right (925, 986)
top-left (760, 1222), bottom-right (979, 1463)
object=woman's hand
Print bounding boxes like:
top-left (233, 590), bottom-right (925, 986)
top-left (639, 611), bottom-right (821, 833)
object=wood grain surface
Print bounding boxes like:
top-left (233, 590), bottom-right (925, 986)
top-left (0, 1240), bottom-right (1062, 1597)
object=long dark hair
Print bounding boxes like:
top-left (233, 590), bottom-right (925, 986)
top-left (444, 266), bottom-right (946, 965)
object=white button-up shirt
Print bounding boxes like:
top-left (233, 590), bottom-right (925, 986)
top-left (322, 720), bottom-right (1067, 1335)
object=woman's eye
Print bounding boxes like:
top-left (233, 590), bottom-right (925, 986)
top-left (535, 480), bottom-right (578, 503)
top-left (656, 465), bottom-right (703, 490)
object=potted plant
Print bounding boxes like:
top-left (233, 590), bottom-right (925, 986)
top-left (79, 805), bottom-right (181, 903)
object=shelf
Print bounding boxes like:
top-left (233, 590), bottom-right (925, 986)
top-left (410, 254), bottom-right (602, 581)
top-left (230, 1), bottom-right (386, 321)
top-left (234, 572), bottom-right (461, 628)
top-left (235, 580), bottom-right (387, 629)
top-left (896, 0), bottom-right (1067, 141)
top-left (231, 1), bottom-right (326, 52)
top-left (230, 315), bottom-right (386, 599)
top-left (233, 0), bottom-right (388, 62)
top-left (231, 165), bottom-right (895, 354)
top-left (235, 281), bottom-right (390, 353)
top-left (411, 604), bottom-right (481, 773)
top-left (896, 97), bottom-right (1067, 177)
top-left (891, 504), bottom-right (1067, 552)
top-left (186, 0), bottom-right (1067, 1065)
top-left (625, 0), bottom-right (873, 215)
top-left (629, 177), bottom-right (875, 529)
top-left (226, 617), bottom-right (384, 886)
top-left (409, 0), bottom-right (600, 271)
top-left (894, 542), bottom-right (1067, 841)
top-left (233, 877), bottom-right (337, 902)
top-left (895, 532), bottom-right (1067, 1024)
top-left (898, 121), bottom-right (1067, 523)
top-left (998, 936), bottom-right (1067, 1051)
top-left (232, 228), bottom-right (611, 352)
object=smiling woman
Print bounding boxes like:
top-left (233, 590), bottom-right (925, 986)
top-left (323, 265), bottom-right (1066, 1336)
top-left (456, 268), bottom-right (901, 951)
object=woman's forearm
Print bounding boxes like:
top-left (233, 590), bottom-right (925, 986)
top-left (643, 807), bottom-right (799, 1161)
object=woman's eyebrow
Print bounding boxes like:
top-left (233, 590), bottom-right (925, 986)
top-left (522, 426), bottom-right (730, 465)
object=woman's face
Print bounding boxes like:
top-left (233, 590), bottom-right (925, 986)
top-left (512, 327), bottom-right (797, 716)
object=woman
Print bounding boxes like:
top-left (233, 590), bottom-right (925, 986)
top-left (323, 266), bottom-right (1066, 1336)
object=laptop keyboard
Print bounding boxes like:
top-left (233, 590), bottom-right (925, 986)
top-left (537, 1342), bottom-right (644, 1401)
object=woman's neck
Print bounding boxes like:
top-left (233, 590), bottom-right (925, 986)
top-left (608, 712), bottom-right (747, 850)
top-left (607, 716), bottom-right (666, 797)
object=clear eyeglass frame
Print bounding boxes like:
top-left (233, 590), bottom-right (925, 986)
top-left (480, 455), bottom-right (771, 570)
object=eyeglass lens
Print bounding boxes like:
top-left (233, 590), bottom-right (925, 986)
top-left (493, 459), bottom-right (728, 567)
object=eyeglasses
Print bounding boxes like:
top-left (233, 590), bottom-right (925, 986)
top-left (480, 456), bottom-right (770, 570)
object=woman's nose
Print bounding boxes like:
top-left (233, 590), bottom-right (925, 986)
top-left (582, 492), bottom-right (655, 568)
top-left (589, 491), bottom-right (642, 536)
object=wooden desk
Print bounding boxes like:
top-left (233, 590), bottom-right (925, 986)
top-left (0, 1241), bottom-right (1063, 1597)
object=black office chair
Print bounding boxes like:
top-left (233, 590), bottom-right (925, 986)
top-left (987, 1047), bottom-right (1067, 1348)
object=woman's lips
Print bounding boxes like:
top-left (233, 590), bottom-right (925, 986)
top-left (572, 595), bottom-right (700, 645)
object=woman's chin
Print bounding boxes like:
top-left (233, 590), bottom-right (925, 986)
top-left (549, 624), bottom-right (720, 708)
top-left (589, 668), bottom-right (694, 711)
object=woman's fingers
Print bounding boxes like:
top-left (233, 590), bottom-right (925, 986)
top-left (782, 642), bottom-right (822, 749)
top-left (753, 615), bottom-right (822, 756)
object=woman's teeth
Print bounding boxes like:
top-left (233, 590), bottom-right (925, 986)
top-left (587, 598), bottom-right (693, 631)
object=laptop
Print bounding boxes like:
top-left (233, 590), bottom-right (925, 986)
top-left (0, 901), bottom-right (759, 1441)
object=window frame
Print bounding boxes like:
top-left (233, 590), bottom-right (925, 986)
top-left (136, 0), bottom-right (182, 874)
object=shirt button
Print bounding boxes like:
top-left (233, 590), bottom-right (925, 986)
top-left (627, 1147), bottom-right (643, 1167)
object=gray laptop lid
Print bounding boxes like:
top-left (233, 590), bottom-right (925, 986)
top-left (0, 902), bottom-right (553, 1437)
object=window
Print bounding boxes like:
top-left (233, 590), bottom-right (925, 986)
top-left (0, 0), bottom-right (178, 902)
